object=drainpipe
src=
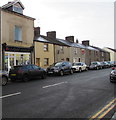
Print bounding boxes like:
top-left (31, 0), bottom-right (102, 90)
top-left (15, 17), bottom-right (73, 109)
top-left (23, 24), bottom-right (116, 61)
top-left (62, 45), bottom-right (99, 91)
top-left (54, 44), bottom-right (55, 63)
top-left (33, 41), bottom-right (35, 65)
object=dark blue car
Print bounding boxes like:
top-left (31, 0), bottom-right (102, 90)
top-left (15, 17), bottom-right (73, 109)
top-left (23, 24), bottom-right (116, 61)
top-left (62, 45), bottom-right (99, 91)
top-left (47, 61), bottom-right (73, 76)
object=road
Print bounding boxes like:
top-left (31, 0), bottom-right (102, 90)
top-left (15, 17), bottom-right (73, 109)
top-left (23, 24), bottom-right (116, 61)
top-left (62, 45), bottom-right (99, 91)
top-left (2, 68), bottom-right (116, 119)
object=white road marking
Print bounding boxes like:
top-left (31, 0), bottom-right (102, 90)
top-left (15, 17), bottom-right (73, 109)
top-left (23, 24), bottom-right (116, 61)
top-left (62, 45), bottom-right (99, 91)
top-left (42, 82), bottom-right (68, 89)
top-left (0, 92), bottom-right (21, 99)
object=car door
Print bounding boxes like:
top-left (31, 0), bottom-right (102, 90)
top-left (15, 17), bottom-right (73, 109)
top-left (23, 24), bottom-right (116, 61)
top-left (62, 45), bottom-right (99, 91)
top-left (32, 65), bottom-right (42, 78)
top-left (62, 62), bottom-right (70, 73)
top-left (26, 65), bottom-right (35, 79)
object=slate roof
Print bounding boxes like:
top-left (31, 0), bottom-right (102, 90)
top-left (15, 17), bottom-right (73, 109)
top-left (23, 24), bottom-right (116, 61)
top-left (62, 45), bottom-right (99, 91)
top-left (84, 46), bottom-right (99, 51)
top-left (34, 36), bottom-right (51, 43)
top-left (2, 0), bottom-right (25, 9)
top-left (57, 38), bottom-right (86, 49)
top-left (34, 35), bottom-right (68, 46)
top-left (92, 46), bottom-right (109, 53)
top-left (107, 47), bottom-right (116, 52)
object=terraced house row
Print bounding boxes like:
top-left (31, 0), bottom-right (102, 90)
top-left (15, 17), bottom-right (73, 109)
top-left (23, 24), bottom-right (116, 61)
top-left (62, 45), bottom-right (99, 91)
top-left (1, 0), bottom-right (110, 72)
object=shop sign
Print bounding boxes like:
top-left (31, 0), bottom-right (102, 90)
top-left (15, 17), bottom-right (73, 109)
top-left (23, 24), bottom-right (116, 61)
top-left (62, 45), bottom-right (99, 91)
top-left (5, 46), bottom-right (33, 52)
top-left (81, 49), bottom-right (85, 54)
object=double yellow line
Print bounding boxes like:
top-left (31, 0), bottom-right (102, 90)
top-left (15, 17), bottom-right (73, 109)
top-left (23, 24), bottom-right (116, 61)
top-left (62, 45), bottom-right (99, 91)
top-left (90, 98), bottom-right (116, 120)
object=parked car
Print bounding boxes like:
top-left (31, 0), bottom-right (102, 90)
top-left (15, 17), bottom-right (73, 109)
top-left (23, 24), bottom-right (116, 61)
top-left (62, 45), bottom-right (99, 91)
top-left (110, 61), bottom-right (116, 67)
top-left (89, 61), bottom-right (102, 70)
top-left (46, 61), bottom-right (73, 76)
top-left (106, 61), bottom-right (112, 67)
top-left (0, 70), bottom-right (8, 86)
top-left (103, 61), bottom-right (111, 68)
top-left (110, 67), bottom-right (116, 82)
top-left (99, 62), bottom-right (105, 69)
top-left (72, 62), bottom-right (88, 72)
top-left (100, 62), bottom-right (108, 69)
top-left (9, 64), bottom-right (46, 82)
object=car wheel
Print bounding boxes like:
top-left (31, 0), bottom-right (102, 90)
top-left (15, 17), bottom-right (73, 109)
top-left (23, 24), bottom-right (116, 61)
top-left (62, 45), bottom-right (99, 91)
top-left (59, 70), bottom-right (64, 76)
top-left (70, 69), bottom-right (73, 74)
top-left (41, 73), bottom-right (46, 79)
top-left (79, 68), bottom-right (82, 72)
top-left (2, 76), bottom-right (8, 86)
top-left (23, 75), bottom-right (29, 82)
top-left (96, 67), bottom-right (99, 70)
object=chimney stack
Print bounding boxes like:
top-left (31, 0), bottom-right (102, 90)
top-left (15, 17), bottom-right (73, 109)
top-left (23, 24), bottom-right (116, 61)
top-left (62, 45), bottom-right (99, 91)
top-left (65, 36), bottom-right (74, 43)
top-left (76, 39), bottom-right (79, 43)
top-left (82, 40), bottom-right (90, 46)
top-left (47, 31), bottom-right (56, 39)
top-left (34, 27), bottom-right (40, 37)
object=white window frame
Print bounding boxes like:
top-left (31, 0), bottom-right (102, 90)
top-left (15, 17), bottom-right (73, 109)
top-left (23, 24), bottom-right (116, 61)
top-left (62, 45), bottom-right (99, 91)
top-left (15, 25), bottom-right (22, 41)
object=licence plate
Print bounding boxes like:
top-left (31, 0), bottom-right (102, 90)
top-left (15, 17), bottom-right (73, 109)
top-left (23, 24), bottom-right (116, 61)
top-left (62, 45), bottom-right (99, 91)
top-left (48, 71), bottom-right (53, 74)
top-left (11, 74), bottom-right (16, 76)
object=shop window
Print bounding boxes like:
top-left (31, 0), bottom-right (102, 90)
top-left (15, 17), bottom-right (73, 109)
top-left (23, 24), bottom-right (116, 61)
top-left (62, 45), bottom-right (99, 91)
top-left (15, 26), bottom-right (22, 41)
top-left (44, 58), bottom-right (49, 66)
top-left (44, 44), bottom-right (48, 51)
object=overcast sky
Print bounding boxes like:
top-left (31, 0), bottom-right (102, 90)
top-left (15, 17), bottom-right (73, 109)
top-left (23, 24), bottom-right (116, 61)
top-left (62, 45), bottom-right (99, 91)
top-left (1, 0), bottom-right (115, 48)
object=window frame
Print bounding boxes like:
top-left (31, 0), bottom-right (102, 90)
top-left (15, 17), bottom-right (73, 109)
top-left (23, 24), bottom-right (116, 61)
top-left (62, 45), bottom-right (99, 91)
top-left (44, 58), bottom-right (49, 66)
top-left (14, 25), bottom-right (22, 42)
top-left (44, 43), bottom-right (49, 52)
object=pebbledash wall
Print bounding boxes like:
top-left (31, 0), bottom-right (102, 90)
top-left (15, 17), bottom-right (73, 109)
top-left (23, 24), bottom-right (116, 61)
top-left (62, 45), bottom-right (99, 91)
top-left (1, 1), bottom-right (35, 72)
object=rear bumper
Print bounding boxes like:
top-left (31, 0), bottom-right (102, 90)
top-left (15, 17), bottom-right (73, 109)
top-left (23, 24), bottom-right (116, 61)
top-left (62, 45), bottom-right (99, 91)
top-left (9, 74), bottom-right (23, 80)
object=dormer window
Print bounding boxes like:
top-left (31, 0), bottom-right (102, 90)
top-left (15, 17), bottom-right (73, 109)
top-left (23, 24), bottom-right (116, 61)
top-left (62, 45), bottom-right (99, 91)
top-left (2, 0), bottom-right (24, 14)
top-left (13, 5), bottom-right (23, 14)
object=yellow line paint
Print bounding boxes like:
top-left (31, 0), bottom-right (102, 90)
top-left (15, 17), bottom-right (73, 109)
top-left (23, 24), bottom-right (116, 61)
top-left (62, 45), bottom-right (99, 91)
top-left (97, 105), bottom-right (115, 119)
top-left (89, 98), bottom-right (116, 120)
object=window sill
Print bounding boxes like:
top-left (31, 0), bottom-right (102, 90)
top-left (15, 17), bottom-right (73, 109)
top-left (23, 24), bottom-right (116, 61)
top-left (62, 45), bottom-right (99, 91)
top-left (15, 40), bottom-right (22, 43)
top-left (44, 65), bottom-right (49, 66)
top-left (44, 51), bottom-right (49, 52)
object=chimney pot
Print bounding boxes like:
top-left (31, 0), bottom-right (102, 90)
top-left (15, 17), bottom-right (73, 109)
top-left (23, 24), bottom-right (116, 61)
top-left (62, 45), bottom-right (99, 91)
top-left (47, 31), bottom-right (56, 39)
top-left (82, 40), bottom-right (90, 46)
top-left (76, 39), bottom-right (79, 43)
top-left (34, 27), bottom-right (40, 37)
top-left (65, 36), bottom-right (74, 43)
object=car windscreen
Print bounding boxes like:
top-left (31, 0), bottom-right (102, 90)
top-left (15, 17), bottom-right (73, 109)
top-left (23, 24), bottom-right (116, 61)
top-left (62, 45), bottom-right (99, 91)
top-left (13, 66), bottom-right (22, 70)
top-left (91, 62), bottom-right (97, 65)
top-left (72, 63), bottom-right (82, 66)
top-left (54, 62), bottom-right (62, 67)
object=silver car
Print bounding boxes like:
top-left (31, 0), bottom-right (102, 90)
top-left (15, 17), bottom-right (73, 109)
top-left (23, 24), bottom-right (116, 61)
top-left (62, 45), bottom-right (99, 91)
top-left (0, 70), bottom-right (9, 86)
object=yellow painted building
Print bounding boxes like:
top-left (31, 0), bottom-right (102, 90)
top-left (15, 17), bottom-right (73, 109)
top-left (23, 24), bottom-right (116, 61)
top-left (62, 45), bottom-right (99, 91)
top-left (1, 0), bottom-right (35, 71)
top-left (103, 47), bottom-right (116, 61)
top-left (34, 35), bottom-right (55, 69)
